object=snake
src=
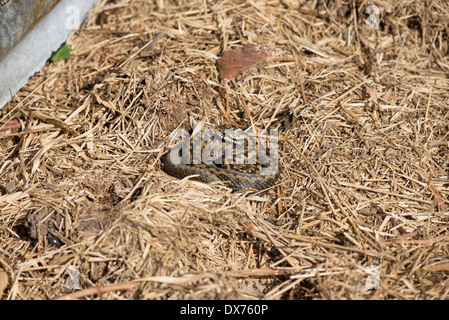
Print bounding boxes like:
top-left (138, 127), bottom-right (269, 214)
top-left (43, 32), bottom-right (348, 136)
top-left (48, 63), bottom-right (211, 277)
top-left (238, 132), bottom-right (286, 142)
top-left (161, 127), bottom-right (279, 191)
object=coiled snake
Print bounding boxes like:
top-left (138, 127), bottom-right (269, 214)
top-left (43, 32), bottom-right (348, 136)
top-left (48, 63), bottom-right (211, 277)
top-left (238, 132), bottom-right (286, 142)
top-left (161, 127), bottom-right (279, 191)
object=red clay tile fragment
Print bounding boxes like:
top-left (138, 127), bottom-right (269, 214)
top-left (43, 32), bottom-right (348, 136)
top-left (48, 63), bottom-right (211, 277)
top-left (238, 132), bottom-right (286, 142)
top-left (216, 44), bottom-right (273, 81)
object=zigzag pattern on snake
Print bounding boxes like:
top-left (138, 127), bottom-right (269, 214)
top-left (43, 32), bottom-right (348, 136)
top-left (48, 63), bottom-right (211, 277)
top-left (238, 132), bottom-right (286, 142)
top-left (161, 127), bottom-right (279, 191)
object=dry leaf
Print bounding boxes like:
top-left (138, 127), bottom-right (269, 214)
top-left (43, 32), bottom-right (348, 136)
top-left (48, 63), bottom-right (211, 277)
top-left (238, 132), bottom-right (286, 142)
top-left (216, 44), bottom-right (273, 81)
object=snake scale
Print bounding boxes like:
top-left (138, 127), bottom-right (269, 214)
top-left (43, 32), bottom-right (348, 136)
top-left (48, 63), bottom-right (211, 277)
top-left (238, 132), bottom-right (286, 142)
top-left (161, 127), bottom-right (279, 191)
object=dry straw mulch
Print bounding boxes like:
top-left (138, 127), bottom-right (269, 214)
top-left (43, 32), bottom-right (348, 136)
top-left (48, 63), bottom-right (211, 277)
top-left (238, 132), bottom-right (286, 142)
top-left (0, 0), bottom-right (448, 300)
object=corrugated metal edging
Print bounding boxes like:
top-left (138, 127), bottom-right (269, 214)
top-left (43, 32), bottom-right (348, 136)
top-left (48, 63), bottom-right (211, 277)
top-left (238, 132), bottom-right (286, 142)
top-left (0, 0), bottom-right (61, 60)
top-left (0, 0), bottom-right (99, 109)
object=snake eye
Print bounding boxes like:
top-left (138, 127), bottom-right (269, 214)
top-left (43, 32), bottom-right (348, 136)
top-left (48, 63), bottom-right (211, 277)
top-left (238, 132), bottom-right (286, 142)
top-left (48, 236), bottom-right (62, 248)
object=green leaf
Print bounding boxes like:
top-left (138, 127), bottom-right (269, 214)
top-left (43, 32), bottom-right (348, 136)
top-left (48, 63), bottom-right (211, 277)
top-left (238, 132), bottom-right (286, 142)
top-left (51, 44), bottom-right (72, 61)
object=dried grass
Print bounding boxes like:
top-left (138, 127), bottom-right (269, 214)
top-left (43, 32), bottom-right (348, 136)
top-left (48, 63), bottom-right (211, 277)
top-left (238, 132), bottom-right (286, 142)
top-left (0, 0), bottom-right (448, 300)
